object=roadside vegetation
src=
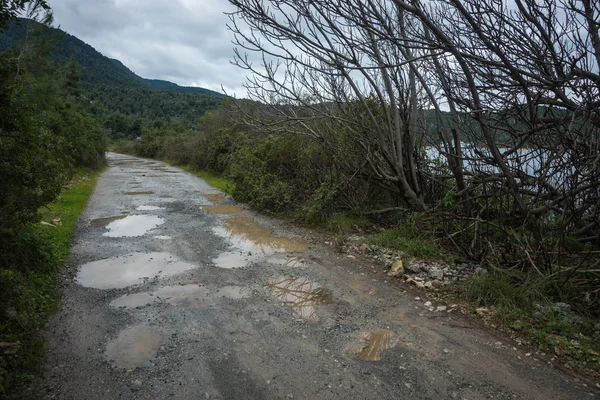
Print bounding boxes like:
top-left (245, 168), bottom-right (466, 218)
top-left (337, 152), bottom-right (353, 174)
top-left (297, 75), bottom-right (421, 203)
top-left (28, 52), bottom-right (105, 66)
top-left (115, 0), bottom-right (600, 377)
top-left (0, 3), bottom-right (106, 396)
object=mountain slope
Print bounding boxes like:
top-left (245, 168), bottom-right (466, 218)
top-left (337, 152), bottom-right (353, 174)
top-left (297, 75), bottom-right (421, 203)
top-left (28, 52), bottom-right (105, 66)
top-left (1, 18), bottom-right (224, 96)
top-left (0, 19), bottom-right (226, 137)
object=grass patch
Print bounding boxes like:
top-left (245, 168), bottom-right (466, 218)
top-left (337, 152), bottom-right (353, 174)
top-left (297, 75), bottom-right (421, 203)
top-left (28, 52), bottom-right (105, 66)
top-left (0, 168), bottom-right (102, 397)
top-left (325, 213), bottom-right (371, 234)
top-left (165, 164), bottom-right (235, 195)
top-left (369, 226), bottom-right (440, 260)
top-left (458, 272), bottom-right (600, 374)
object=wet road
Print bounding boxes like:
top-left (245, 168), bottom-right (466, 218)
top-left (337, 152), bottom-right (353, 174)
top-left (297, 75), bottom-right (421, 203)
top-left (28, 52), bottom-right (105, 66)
top-left (38, 153), bottom-right (598, 399)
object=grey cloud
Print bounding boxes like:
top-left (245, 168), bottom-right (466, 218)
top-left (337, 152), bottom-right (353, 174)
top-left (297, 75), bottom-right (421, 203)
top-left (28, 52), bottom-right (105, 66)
top-left (50, 0), bottom-right (247, 95)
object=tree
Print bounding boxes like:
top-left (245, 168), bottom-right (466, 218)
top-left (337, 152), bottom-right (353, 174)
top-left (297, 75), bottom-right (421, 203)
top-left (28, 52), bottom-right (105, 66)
top-left (228, 0), bottom-right (600, 270)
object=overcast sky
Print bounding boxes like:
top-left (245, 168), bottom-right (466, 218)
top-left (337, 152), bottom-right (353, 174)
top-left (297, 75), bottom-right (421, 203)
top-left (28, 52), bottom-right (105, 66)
top-left (49, 0), bottom-right (247, 96)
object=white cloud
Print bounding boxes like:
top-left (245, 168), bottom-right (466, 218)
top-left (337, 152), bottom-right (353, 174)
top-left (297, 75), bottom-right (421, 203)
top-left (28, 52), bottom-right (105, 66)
top-left (50, 0), bottom-right (248, 96)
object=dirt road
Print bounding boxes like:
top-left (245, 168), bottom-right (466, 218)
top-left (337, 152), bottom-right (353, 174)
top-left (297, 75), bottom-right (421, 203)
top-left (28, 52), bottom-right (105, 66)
top-left (37, 153), bottom-right (598, 399)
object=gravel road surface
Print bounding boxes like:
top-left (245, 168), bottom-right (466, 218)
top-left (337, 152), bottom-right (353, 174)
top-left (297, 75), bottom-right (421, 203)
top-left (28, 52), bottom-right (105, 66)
top-left (37, 153), bottom-right (599, 399)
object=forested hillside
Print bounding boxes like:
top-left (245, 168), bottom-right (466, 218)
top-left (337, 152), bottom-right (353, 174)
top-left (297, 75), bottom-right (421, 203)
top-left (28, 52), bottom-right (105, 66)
top-left (0, 18), bottom-right (226, 138)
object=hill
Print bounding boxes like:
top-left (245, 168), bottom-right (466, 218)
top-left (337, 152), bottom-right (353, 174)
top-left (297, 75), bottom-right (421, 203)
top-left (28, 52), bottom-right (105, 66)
top-left (0, 18), bottom-right (227, 137)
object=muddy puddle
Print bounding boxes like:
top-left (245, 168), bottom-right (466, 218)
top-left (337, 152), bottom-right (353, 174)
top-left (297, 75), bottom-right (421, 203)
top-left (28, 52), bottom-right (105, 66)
top-left (356, 330), bottom-right (400, 361)
top-left (90, 215), bottom-right (127, 228)
top-left (217, 285), bottom-right (251, 299)
top-left (111, 284), bottom-right (208, 310)
top-left (125, 191), bottom-right (154, 195)
top-left (136, 205), bottom-right (164, 211)
top-left (105, 325), bottom-right (161, 369)
top-left (103, 215), bottom-right (164, 237)
top-left (215, 217), bottom-right (308, 254)
top-left (204, 194), bottom-right (226, 203)
top-left (203, 205), bottom-right (243, 214)
top-left (265, 255), bottom-right (306, 267)
top-left (266, 277), bottom-right (332, 321)
top-left (76, 252), bottom-right (197, 289)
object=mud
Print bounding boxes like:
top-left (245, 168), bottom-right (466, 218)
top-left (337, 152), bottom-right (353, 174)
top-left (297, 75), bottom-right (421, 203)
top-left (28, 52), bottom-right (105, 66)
top-left (217, 217), bottom-right (308, 253)
top-left (204, 193), bottom-right (226, 203)
top-left (356, 330), bottom-right (400, 361)
top-left (203, 205), bottom-right (243, 214)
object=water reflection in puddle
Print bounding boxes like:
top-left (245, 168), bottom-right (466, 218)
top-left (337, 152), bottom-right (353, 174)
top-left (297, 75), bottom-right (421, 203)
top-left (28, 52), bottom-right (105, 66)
top-left (266, 277), bottom-right (332, 321)
top-left (125, 191), bottom-right (154, 195)
top-left (212, 252), bottom-right (249, 269)
top-left (111, 284), bottom-right (208, 310)
top-left (217, 286), bottom-right (251, 299)
top-left (154, 284), bottom-right (208, 309)
top-left (76, 252), bottom-right (197, 289)
top-left (105, 325), bottom-right (161, 369)
top-left (357, 330), bottom-right (399, 361)
top-left (136, 205), bottom-right (164, 211)
top-left (204, 194), bottom-right (226, 203)
top-left (265, 255), bottom-right (305, 267)
top-left (103, 215), bottom-right (164, 237)
top-left (215, 217), bottom-right (308, 253)
top-left (203, 205), bottom-right (243, 214)
top-left (90, 215), bottom-right (127, 228)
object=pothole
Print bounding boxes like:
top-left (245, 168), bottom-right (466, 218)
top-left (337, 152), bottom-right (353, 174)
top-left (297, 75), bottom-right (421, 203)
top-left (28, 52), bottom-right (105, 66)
top-left (204, 194), bottom-right (226, 203)
top-left (215, 217), bottom-right (308, 254)
top-left (76, 252), bottom-right (197, 289)
top-left (203, 205), bottom-right (243, 214)
top-left (110, 284), bottom-right (208, 309)
top-left (266, 277), bottom-right (332, 321)
top-left (265, 255), bottom-right (306, 267)
top-left (90, 215), bottom-right (127, 228)
top-left (356, 330), bottom-right (400, 361)
top-left (217, 285), bottom-right (251, 299)
top-left (105, 325), bottom-right (161, 369)
top-left (212, 251), bottom-right (250, 269)
top-left (103, 215), bottom-right (164, 237)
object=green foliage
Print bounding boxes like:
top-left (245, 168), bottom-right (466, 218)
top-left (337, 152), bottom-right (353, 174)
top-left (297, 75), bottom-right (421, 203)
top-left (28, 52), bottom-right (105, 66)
top-left (0, 170), bottom-right (101, 397)
top-left (182, 167), bottom-right (235, 195)
top-left (369, 213), bottom-right (440, 259)
top-left (0, 18), bottom-right (226, 138)
top-left (0, 15), bottom-right (106, 396)
top-left (325, 213), bottom-right (371, 234)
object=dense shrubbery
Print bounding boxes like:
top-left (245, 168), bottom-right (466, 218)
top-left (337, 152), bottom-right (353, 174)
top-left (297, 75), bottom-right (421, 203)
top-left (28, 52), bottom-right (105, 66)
top-left (0, 10), bottom-right (106, 395)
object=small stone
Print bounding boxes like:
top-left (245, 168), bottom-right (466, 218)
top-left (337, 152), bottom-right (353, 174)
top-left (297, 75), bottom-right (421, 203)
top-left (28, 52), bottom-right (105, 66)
top-left (413, 281), bottom-right (425, 289)
top-left (423, 281), bottom-right (433, 289)
top-left (387, 260), bottom-right (404, 277)
top-left (358, 243), bottom-right (371, 253)
top-left (424, 301), bottom-right (432, 307)
top-left (404, 262), bottom-right (422, 274)
top-left (474, 267), bottom-right (488, 276)
top-left (475, 307), bottom-right (489, 316)
top-left (431, 280), bottom-right (443, 288)
top-left (428, 268), bottom-right (444, 281)
top-left (436, 306), bottom-right (447, 312)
